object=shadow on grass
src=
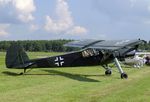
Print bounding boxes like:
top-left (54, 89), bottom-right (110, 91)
top-left (2, 71), bottom-right (54, 76)
top-left (2, 70), bottom-right (103, 82)
top-left (2, 71), bottom-right (21, 76)
top-left (43, 69), bottom-right (101, 82)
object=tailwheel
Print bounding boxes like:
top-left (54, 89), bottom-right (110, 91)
top-left (19, 72), bottom-right (24, 75)
top-left (105, 70), bottom-right (112, 76)
top-left (19, 68), bottom-right (27, 75)
top-left (121, 73), bottom-right (128, 79)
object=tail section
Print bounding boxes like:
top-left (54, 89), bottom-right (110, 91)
top-left (6, 43), bottom-right (30, 68)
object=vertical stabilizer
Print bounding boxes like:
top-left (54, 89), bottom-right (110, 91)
top-left (5, 43), bottom-right (29, 68)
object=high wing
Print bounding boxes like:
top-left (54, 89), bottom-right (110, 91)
top-left (64, 39), bottom-right (144, 51)
top-left (64, 39), bottom-right (104, 49)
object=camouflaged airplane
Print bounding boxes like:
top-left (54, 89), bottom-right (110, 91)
top-left (5, 39), bottom-right (145, 79)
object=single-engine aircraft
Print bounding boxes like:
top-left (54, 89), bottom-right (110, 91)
top-left (5, 39), bottom-right (144, 79)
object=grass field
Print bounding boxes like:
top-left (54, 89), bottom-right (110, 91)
top-left (0, 52), bottom-right (150, 102)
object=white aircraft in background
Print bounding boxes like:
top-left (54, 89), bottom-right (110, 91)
top-left (136, 52), bottom-right (150, 65)
top-left (124, 52), bottom-right (150, 68)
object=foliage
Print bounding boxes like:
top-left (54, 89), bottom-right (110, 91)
top-left (0, 40), bottom-right (78, 52)
top-left (0, 40), bottom-right (150, 52)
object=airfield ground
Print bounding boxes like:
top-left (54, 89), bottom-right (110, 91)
top-left (0, 52), bottom-right (150, 102)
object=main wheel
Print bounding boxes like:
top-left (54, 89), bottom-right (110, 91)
top-left (121, 73), bottom-right (128, 79)
top-left (105, 70), bottom-right (112, 75)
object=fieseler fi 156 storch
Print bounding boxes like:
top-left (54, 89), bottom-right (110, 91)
top-left (5, 39), bottom-right (145, 79)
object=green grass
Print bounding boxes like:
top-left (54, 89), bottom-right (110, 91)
top-left (0, 52), bottom-right (150, 102)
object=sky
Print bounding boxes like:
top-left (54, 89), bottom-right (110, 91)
top-left (0, 0), bottom-right (150, 41)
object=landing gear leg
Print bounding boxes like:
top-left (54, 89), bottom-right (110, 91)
top-left (114, 58), bottom-right (128, 79)
top-left (103, 65), bottom-right (112, 76)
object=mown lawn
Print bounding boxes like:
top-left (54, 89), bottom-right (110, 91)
top-left (0, 52), bottom-right (150, 102)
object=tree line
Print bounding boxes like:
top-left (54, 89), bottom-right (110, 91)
top-left (0, 40), bottom-right (150, 52)
top-left (0, 40), bottom-right (77, 52)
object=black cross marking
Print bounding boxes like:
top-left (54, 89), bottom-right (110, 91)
top-left (54, 56), bottom-right (64, 66)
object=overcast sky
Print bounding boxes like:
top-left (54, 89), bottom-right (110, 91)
top-left (0, 0), bottom-right (150, 41)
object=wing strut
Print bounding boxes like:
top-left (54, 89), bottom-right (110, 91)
top-left (114, 57), bottom-right (128, 79)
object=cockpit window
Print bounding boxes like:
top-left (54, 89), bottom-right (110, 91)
top-left (82, 48), bottom-right (99, 57)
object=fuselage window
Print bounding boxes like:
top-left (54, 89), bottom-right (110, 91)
top-left (82, 49), bottom-right (98, 57)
